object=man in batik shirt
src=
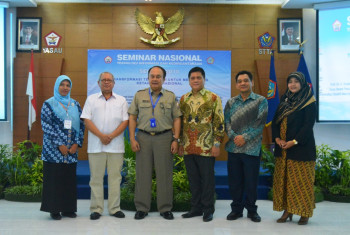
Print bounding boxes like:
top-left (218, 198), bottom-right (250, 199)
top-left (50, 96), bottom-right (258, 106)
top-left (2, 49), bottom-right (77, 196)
top-left (224, 70), bottom-right (268, 223)
top-left (179, 67), bottom-right (224, 222)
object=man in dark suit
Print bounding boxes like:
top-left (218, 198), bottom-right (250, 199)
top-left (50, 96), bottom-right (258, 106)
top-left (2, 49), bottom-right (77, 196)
top-left (20, 24), bottom-right (38, 45)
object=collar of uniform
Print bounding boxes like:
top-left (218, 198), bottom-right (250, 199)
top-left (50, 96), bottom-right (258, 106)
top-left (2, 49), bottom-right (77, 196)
top-left (189, 88), bottom-right (207, 97)
top-left (237, 91), bottom-right (257, 101)
top-left (97, 91), bottom-right (117, 99)
top-left (150, 88), bottom-right (165, 95)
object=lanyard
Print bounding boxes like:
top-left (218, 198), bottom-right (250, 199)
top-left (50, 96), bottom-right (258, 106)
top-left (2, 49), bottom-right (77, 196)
top-left (59, 101), bottom-right (71, 116)
top-left (149, 88), bottom-right (162, 116)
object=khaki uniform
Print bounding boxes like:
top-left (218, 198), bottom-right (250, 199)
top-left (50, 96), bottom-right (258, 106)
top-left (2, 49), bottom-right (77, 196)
top-left (128, 88), bottom-right (181, 212)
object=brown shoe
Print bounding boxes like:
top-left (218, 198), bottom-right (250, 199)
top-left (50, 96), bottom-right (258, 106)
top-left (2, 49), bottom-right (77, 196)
top-left (276, 211), bottom-right (293, 223)
top-left (298, 217), bottom-right (309, 225)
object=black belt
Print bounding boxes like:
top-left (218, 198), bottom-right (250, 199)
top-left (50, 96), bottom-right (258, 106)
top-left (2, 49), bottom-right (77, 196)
top-left (138, 129), bottom-right (171, 136)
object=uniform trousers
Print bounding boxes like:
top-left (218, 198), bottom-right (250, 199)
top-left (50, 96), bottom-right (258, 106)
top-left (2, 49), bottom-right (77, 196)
top-left (88, 152), bottom-right (124, 214)
top-left (227, 152), bottom-right (260, 213)
top-left (134, 131), bottom-right (173, 213)
top-left (184, 154), bottom-right (216, 214)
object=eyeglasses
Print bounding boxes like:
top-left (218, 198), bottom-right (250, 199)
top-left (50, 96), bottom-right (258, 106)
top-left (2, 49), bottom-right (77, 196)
top-left (100, 79), bottom-right (114, 83)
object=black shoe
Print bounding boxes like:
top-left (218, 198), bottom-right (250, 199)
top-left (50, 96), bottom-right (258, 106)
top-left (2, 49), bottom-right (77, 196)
top-left (50, 213), bottom-right (62, 220)
top-left (112, 211), bottom-right (125, 218)
top-left (247, 212), bottom-right (261, 222)
top-left (61, 212), bottom-right (77, 218)
top-left (90, 212), bottom-right (101, 220)
top-left (134, 211), bottom-right (148, 220)
top-left (203, 212), bottom-right (213, 222)
top-left (182, 211), bottom-right (203, 218)
top-left (226, 211), bottom-right (243, 220)
top-left (160, 211), bottom-right (174, 220)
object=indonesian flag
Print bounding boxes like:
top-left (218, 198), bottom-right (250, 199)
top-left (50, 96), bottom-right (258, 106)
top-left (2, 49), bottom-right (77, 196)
top-left (26, 51), bottom-right (37, 130)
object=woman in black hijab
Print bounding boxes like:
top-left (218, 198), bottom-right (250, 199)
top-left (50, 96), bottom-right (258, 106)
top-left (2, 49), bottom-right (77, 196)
top-left (272, 72), bottom-right (316, 225)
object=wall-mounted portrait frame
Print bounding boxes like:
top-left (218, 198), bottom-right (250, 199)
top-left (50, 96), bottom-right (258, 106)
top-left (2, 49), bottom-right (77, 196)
top-left (277, 18), bottom-right (302, 53)
top-left (16, 17), bottom-right (42, 53)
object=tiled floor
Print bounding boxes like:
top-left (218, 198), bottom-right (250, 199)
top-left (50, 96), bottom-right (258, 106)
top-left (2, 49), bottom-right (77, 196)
top-left (0, 199), bottom-right (349, 235)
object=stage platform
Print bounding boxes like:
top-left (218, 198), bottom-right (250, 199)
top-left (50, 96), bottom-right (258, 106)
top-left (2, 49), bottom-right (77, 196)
top-left (1, 199), bottom-right (348, 234)
top-left (77, 160), bottom-right (272, 200)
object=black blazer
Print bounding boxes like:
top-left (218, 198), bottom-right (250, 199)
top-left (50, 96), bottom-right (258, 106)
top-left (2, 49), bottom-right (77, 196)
top-left (272, 102), bottom-right (316, 161)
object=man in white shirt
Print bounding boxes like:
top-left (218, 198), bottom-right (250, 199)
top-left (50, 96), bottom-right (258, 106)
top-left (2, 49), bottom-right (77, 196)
top-left (81, 72), bottom-right (129, 220)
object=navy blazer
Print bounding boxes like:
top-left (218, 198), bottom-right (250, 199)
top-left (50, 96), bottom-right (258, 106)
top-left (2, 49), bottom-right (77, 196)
top-left (272, 102), bottom-right (316, 161)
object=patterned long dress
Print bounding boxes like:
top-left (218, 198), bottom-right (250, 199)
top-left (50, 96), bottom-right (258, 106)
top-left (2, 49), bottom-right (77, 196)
top-left (273, 117), bottom-right (316, 217)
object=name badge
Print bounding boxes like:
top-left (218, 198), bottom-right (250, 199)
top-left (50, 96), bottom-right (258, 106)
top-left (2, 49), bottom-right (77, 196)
top-left (150, 118), bottom-right (156, 128)
top-left (64, 119), bottom-right (72, 129)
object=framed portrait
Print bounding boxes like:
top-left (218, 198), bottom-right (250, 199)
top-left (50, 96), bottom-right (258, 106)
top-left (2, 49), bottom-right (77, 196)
top-left (16, 17), bottom-right (42, 52)
top-left (277, 18), bottom-right (302, 53)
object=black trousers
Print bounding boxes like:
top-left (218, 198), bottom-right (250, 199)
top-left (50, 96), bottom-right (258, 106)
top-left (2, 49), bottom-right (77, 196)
top-left (40, 161), bottom-right (77, 213)
top-left (184, 154), bottom-right (215, 214)
top-left (227, 152), bottom-right (260, 213)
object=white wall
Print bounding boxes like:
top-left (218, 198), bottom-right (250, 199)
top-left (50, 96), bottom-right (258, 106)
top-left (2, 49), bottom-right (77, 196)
top-left (303, 9), bottom-right (350, 151)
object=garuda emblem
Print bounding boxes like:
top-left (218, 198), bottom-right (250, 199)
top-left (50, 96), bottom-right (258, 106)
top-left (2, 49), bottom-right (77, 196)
top-left (135, 8), bottom-right (184, 47)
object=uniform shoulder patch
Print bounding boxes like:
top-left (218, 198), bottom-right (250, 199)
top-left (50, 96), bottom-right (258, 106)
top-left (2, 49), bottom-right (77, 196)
top-left (164, 89), bottom-right (175, 95)
top-left (137, 88), bottom-right (148, 93)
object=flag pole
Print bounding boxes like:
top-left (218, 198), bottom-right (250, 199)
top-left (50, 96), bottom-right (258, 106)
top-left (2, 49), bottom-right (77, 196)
top-left (27, 125), bottom-right (31, 140)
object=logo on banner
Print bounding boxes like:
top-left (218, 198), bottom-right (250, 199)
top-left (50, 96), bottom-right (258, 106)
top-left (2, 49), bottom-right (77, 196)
top-left (257, 32), bottom-right (275, 55)
top-left (333, 20), bottom-right (342, 31)
top-left (105, 56), bottom-right (112, 63)
top-left (43, 31), bottom-right (62, 53)
top-left (135, 8), bottom-right (184, 47)
top-left (207, 57), bottom-right (214, 64)
top-left (267, 80), bottom-right (277, 99)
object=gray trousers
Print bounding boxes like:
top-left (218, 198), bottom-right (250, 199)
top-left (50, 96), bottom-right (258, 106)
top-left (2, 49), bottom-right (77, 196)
top-left (134, 131), bottom-right (173, 212)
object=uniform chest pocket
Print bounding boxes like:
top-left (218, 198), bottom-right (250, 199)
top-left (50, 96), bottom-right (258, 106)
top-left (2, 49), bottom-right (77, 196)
top-left (139, 102), bottom-right (152, 115)
top-left (160, 103), bottom-right (172, 115)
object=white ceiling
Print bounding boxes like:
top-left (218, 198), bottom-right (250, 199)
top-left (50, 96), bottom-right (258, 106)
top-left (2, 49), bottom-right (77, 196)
top-left (1, 0), bottom-right (347, 9)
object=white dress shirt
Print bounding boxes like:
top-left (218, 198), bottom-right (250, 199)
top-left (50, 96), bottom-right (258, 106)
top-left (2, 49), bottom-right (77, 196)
top-left (81, 92), bottom-right (129, 153)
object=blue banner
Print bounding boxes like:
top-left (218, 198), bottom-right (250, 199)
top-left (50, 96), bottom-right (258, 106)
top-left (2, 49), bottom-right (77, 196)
top-left (88, 50), bottom-right (231, 105)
